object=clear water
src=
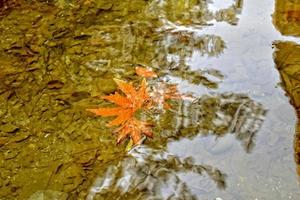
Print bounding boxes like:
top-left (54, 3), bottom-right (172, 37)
top-left (0, 0), bottom-right (299, 199)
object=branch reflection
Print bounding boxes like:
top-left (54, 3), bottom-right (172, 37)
top-left (153, 93), bottom-right (266, 153)
top-left (87, 146), bottom-right (226, 200)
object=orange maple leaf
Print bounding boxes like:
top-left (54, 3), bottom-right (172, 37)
top-left (87, 76), bottom-right (185, 146)
top-left (149, 82), bottom-right (182, 109)
top-left (87, 79), bottom-right (149, 127)
top-left (115, 118), bottom-right (153, 145)
top-left (135, 67), bottom-right (157, 78)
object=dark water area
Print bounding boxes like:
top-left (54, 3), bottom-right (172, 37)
top-left (0, 0), bottom-right (299, 199)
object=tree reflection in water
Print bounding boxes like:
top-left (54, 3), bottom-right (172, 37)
top-left (87, 93), bottom-right (266, 199)
top-left (87, 146), bottom-right (225, 200)
top-left (155, 93), bottom-right (266, 153)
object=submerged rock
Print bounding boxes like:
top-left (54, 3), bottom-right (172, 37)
top-left (27, 190), bottom-right (68, 200)
top-left (273, 41), bottom-right (300, 177)
top-left (0, 123), bottom-right (19, 133)
top-left (273, 0), bottom-right (300, 37)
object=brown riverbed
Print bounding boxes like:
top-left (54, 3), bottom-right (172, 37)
top-left (0, 0), bottom-right (299, 199)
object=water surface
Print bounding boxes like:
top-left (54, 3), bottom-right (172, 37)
top-left (0, 0), bottom-right (299, 199)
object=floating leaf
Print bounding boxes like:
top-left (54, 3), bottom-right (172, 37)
top-left (135, 67), bottom-right (157, 78)
top-left (87, 78), bottom-right (151, 144)
top-left (150, 82), bottom-right (182, 109)
top-left (103, 92), bottom-right (132, 108)
top-left (116, 118), bottom-right (153, 145)
top-left (87, 76), bottom-right (184, 146)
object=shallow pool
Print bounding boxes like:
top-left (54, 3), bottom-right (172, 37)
top-left (0, 0), bottom-right (299, 199)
